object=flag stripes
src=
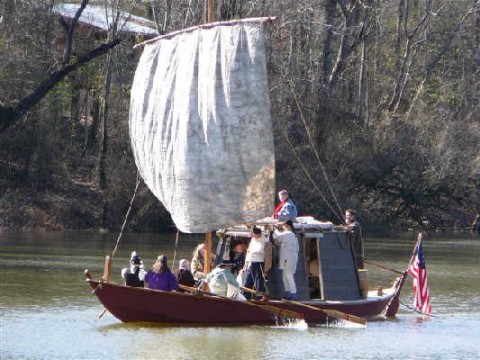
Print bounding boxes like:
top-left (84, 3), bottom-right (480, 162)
top-left (408, 239), bottom-right (432, 315)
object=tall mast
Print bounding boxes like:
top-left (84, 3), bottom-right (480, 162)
top-left (203, 0), bottom-right (214, 277)
top-left (208, 0), bottom-right (214, 23)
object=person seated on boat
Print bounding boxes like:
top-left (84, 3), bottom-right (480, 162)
top-left (272, 189), bottom-right (298, 221)
top-left (175, 258), bottom-right (195, 291)
top-left (242, 227), bottom-right (272, 300)
top-left (273, 220), bottom-right (299, 300)
top-left (191, 243), bottom-right (215, 281)
top-left (145, 255), bottom-right (179, 291)
top-left (345, 209), bottom-right (365, 269)
top-left (229, 242), bottom-right (246, 278)
top-left (204, 261), bottom-right (246, 301)
top-left (121, 251), bottom-right (145, 287)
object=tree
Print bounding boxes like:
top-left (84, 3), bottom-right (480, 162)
top-left (0, 0), bottom-right (124, 134)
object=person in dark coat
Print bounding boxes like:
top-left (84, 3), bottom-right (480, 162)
top-left (175, 259), bottom-right (196, 291)
top-left (345, 209), bottom-right (364, 269)
top-left (121, 251), bottom-right (145, 287)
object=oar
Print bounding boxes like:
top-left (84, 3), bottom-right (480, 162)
top-left (178, 284), bottom-right (303, 321)
top-left (241, 285), bottom-right (365, 325)
top-left (282, 299), bottom-right (367, 326)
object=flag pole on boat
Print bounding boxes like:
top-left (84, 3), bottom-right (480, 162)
top-left (385, 232), bottom-right (423, 317)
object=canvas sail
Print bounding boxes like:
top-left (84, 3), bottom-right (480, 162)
top-left (129, 20), bottom-right (275, 233)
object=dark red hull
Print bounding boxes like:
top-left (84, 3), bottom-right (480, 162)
top-left (86, 275), bottom-right (405, 325)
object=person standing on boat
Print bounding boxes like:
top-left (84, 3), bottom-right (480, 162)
top-left (272, 189), bottom-right (298, 221)
top-left (175, 259), bottom-right (196, 291)
top-left (121, 251), bottom-right (145, 287)
top-left (145, 255), bottom-right (179, 291)
top-left (242, 227), bottom-right (272, 300)
top-left (273, 220), bottom-right (299, 300)
top-left (229, 242), bottom-right (246, 279)
top-left (345, 209), bottom-right (364, 269)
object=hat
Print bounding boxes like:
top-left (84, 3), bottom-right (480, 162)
top-left (252, 227), bottom-right (262, 235)
top-left (282, 220), bottom-right (294, 227)
top-left (179, 259), bottom-right (189, 268)
top-left (131, 256), bottom-right (141, 265)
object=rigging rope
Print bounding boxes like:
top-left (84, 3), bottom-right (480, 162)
top-left (283, 131), bottom-right (344, 223)
top-left (110, 172), bottom-right (141, 258)
top-left (287, 80), bottom-right (345, 222)
top-left (400, 300), bottom-right (436, 317)
top-left (172, 229), bottom-right (180, 270)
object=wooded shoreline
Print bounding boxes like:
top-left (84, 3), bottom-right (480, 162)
top-left (0, 1), bottom-right (478, 235)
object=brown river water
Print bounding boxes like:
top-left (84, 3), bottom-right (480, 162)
top-left (0, 231), bottom-right (479, 359)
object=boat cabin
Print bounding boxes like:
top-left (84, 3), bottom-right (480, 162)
top-left (216, 217), bottom-right (366, 301)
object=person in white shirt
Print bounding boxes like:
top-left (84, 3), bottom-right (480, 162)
top-left (242, 227), bottom-right (272, 300)
top-left (273, 220), bottom-right (299, 300)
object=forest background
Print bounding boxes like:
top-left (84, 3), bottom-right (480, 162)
top-left (0, 0), bottom-right (478, 236)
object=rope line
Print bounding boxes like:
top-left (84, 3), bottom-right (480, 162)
top-left (111, 172), bottom-right (141, 258)
top-left (172, 229), bottom-right (180, 270)
top-left (283, 131), bottom-right (343, 222)
top-left (287, 80), bottom-right (344, 222)
top-left (400, 300), bottom-right (436, 317)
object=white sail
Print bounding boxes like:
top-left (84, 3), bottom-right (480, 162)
top-left (129, 20), bottom-right (275, 233)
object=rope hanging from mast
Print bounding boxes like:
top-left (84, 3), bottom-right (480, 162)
top-left (110, 172), bottom-right (141, 258)
top-left (286, 80), bottom-right (345, 223)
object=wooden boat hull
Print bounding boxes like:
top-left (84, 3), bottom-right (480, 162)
top-left (86, 275), bottom-right (404, 325)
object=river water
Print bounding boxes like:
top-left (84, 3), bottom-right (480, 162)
top-left (0, 231), bottom-right (478, 360)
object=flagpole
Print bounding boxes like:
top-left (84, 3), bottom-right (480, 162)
top-left (407, 232), bottom-right (432, 316)
top-left (407, 232), bottom-right (423, 269)
top-left (385, 232), bottom-right (423, 317)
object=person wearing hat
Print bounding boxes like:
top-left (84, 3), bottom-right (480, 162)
top-left (145, 255), bottom-right (179, 291)
top-left (273, 220), bottom-right (299, 300)
top-left (205, 261), bottom-right (246, 301)
top-left (272, 189), bottom-right (298, 221)
top-left (121, 251), bottom-right (145, 287)
top-left (242, 227), bottom-right (272, 300)
top-left (175, 258), bottom-right (196, 291)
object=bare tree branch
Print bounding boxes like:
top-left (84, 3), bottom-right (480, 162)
top-left (63, 0), bottom-right (90, 65)
top-left (0, 37), bottom-right (122, 134)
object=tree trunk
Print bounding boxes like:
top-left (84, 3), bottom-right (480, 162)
top-left (357, 33), bottom-right (368, 125)
top-left (476, 0), bottom-right (480, 65)
top-left (322, 0), bottom-right (337, 84)
top-left (163, 0), bottom-right (173, 34)
top-left (98, 48), bottom-right (113, 230)
top-left (395, 0), bottom-right (405, 60)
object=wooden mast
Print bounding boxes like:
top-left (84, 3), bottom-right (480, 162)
top-left (203, 0), bottom-right (214, 277)
top-left (208, 0), bottom-right (214, 23)
top-left (204, 231), bottom-right (212, 275)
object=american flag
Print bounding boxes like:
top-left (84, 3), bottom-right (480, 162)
top-left (408, 239), bottom-right (432, 315)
